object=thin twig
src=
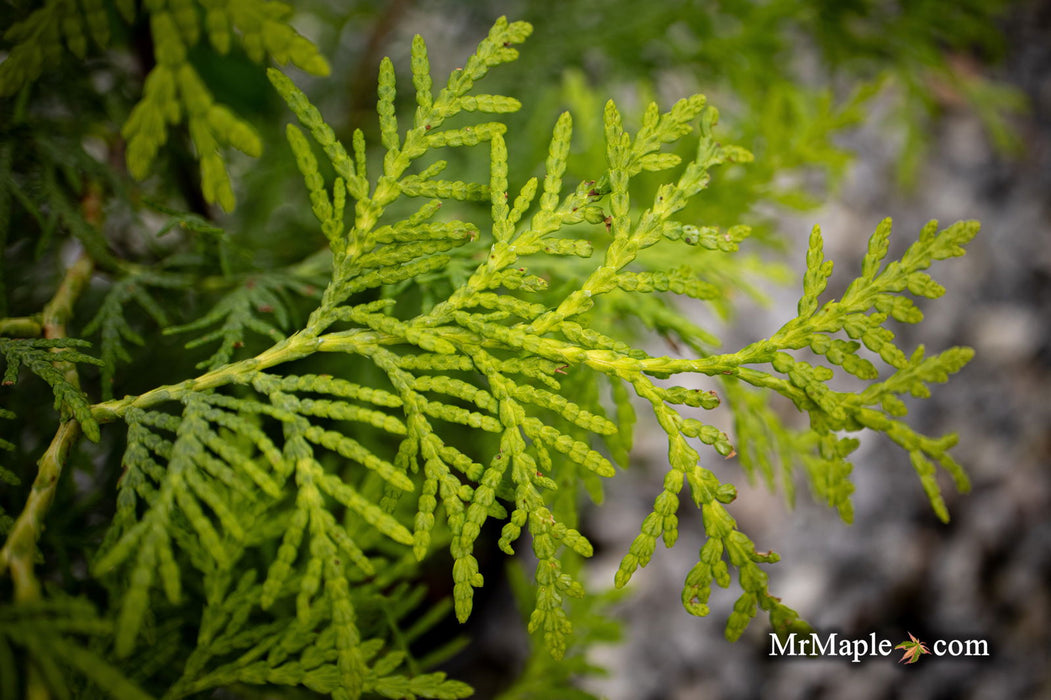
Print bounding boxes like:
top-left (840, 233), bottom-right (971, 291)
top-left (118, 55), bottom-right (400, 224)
top-left (0, 248), bottom-right (96, 590)
top-left (0, 316), bottom-right (43, 336)
top-left (0, 420), bottom-right (81, 600)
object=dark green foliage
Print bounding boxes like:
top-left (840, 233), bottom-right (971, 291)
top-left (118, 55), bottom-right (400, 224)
top-left (0, 0), bottom-right (328, 212)
top-left (0, 338), bottom-right (103, 440)
top-left (83, 269), bottom-right (186, 400)
top-left (0, 597), bottom-right (153, 700)
top-left (0, 3), bottom-right (1010, 698)
top-left (0, 409), bottom-right (16, 537)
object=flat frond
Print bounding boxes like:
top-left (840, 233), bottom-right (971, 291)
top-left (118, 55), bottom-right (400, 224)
top-left (0, 596), bottom-right (151, 699)
top-left (0, 0), bottom-right (111, 97)
top-left (84, 269), bottom-right (191, 400)
top-left (0, 338), bottom-right (103, 440)
top-left (166, 271), bottom-right (321, 370)
top-left (39, 0), bottom-right (322, 211)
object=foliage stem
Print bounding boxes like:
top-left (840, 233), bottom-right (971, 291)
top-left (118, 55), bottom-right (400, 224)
top-left (0, 249), bottom-right (97, 594)
top-left (42, 252), bottom-right (95, 342)
top-left (90, 330), bottom-right (328, 422)
top-left (0, 419), bottom-right (81, 598)
top-left (0, 316), bottom-right (43, 337)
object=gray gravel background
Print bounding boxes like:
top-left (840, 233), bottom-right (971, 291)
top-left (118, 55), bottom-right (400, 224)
top-left (579, 3), bottom-right (1051, 699)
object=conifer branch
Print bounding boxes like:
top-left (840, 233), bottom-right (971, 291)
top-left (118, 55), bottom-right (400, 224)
top-left (1, 249), bottom-right (100, 700)
top-left (0, 10), bottom-right (990, 697)
top-left (0, 250), bottom-right (99, 598)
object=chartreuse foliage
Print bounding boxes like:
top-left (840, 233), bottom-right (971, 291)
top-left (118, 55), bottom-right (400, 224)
top-left (0, 13), bottom-right (980, 700)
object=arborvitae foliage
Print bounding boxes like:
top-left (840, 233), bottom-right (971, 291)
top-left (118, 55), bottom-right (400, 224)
top-left (0, 0), bottom-right (327, 213)
top-left (0, 9), bottom-right (989, 699)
